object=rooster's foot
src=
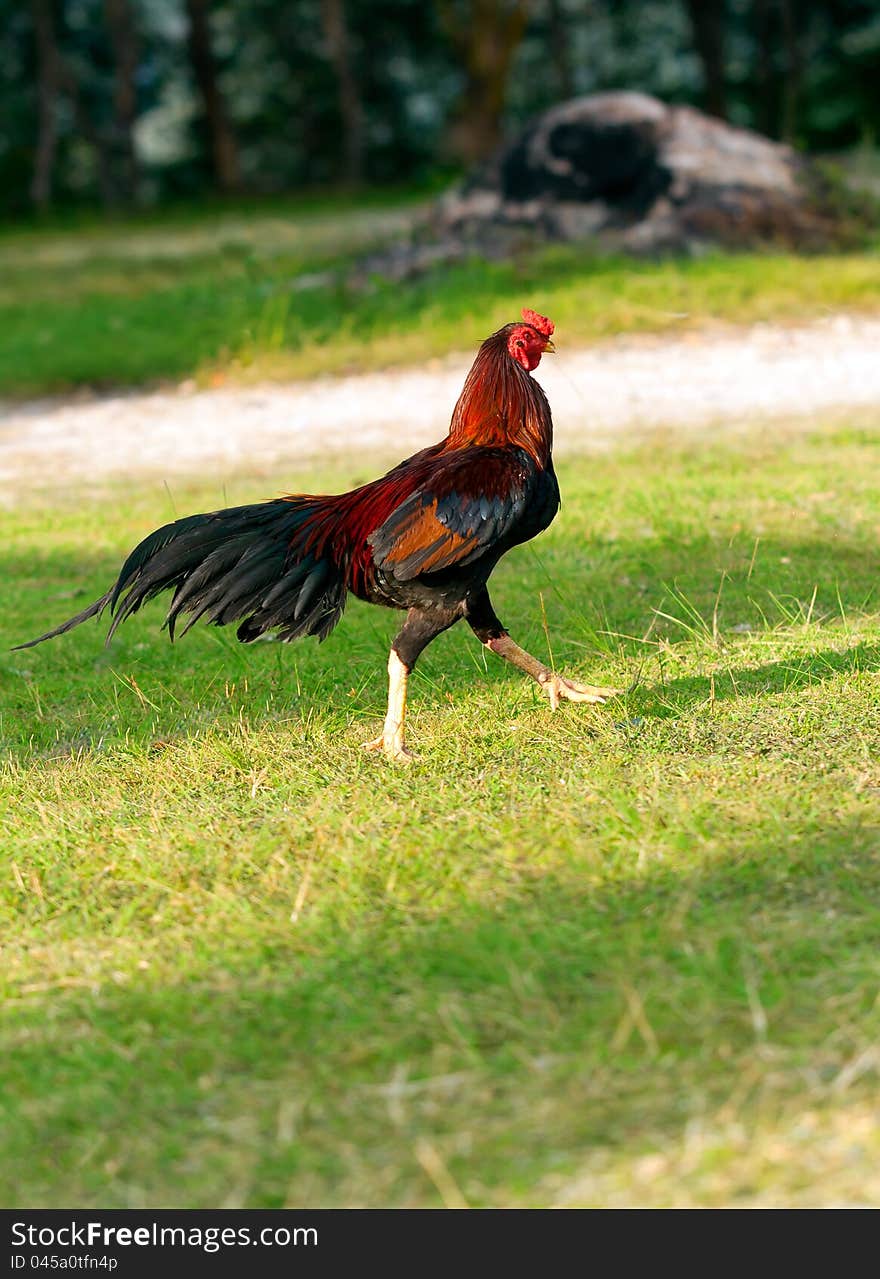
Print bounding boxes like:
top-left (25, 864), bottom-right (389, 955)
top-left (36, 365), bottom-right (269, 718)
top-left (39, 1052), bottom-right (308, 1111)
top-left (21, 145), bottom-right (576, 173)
top-left (363, 732), bottom-right (414, 764)
top-left (539, 673), bottom-right (622, 712)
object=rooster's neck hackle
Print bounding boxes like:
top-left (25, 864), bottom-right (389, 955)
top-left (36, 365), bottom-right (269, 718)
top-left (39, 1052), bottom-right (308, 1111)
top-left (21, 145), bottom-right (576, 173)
top-left (446, 332), bottom-right (553, 467)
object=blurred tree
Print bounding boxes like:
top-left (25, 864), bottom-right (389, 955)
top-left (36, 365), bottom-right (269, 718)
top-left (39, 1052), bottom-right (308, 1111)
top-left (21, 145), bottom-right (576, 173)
top-left (30, 0), bottom-right (62, 212)
top-left (778, 0), bottom-right (803, 142)
top-left (30, 0), bottom-right (120, 209)
top-left (2, 0), bottom-right (879, 217)
top-left (751, 0), bottom-right (804, 142)
top-left (546, 0), bottom-right (575, 101)
top-left (682, 0), bottom-right (728, 118)
top-left (61, 70), bottom-right (116, 207)
top-left (320, 0), bottom-right (365, 183)
top-left (104, 0), bottom-right (139, 200)
top-left (439, 0), bottom-right (533, 164)
top-left (753, 0), bottom-right (777, 137)
top-left (184, 0), bottom-right (240, 191)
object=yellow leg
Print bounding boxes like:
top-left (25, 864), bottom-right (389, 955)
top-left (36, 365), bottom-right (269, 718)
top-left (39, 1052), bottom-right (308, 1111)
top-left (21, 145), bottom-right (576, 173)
top-left (363, 650), bottom-right (414, 763)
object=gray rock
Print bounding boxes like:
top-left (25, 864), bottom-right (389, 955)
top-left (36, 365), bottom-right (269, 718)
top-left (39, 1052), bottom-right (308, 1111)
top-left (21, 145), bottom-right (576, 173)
top-left (358, 93), bottom-right (856, 281)
top-left (442, 91), bottom-right (832, 253)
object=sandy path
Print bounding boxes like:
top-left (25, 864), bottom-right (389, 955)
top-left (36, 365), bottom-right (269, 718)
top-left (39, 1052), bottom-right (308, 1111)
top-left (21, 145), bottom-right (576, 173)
top-left (1, 313), bottom-right (878, 499)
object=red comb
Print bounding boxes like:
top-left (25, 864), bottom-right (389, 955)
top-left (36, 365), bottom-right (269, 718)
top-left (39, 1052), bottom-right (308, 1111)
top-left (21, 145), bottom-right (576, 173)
top-left (521, 308), bottom-right (555, 337)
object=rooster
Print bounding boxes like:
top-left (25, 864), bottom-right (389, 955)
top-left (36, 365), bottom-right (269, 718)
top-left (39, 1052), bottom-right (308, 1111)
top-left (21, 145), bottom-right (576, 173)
top-left (17, 308), bottom-right (619, 761)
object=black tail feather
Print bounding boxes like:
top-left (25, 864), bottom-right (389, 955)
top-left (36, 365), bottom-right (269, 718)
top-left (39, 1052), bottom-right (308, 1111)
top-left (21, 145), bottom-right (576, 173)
top-left (13, 590), bottom-right (114, 651)
top-left (14, 498), bottom-right (349, 652)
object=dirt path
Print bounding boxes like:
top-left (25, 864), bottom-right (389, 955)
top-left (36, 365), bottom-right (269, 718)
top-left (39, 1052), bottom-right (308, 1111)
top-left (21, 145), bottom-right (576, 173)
top-left (1, 313), bottom-right (878, 500)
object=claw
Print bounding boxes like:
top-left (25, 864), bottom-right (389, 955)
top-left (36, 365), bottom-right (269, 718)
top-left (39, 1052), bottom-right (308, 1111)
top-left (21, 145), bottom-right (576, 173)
top-left (363, 733), bottom-right (414, 764)
top-left (540, 673), bottom-right (622, 711)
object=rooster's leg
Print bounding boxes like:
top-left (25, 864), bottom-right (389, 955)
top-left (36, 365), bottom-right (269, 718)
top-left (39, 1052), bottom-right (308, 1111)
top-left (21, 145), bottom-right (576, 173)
top-left (364, 607), bottom-right (459, 762)
top-left (465, 588), bottom-right (621, 709)
top-left (363, 650), bottom-right (412, 762)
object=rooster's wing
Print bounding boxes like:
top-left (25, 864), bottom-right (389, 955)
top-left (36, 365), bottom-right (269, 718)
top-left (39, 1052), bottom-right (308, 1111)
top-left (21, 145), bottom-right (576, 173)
top-left (368, 447), bottom-right (547, 582)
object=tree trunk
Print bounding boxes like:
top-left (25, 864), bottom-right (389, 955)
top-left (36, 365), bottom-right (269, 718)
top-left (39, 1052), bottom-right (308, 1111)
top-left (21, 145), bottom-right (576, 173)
top-left (779, 0), bottom-right (802, 143)
top-left (32, 0), bottom-right (117, 210)
top-left (547, 0), bottom-right (574, 101)
top-left (184, 0), bottom-right (241, 193)
top-left (320, 0), bottom-right (366, 184)
top-left (104, 0), bottom-right (139, 202)
top-left (753, 0), bottom-right (777, 137)
top-left (683, 0), bottom-right (728, 120)
top-left (441, 0), bottom-right (532, 167)
top-left (30, 0), bottom-right (61, 212)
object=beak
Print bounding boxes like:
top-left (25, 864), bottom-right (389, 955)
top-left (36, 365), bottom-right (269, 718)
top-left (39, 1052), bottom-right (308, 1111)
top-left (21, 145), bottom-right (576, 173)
top-left (544, 339), bottom-right (556, 354)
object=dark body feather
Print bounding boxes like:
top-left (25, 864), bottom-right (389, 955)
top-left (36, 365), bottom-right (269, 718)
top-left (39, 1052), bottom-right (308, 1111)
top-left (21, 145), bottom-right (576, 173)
top-left (16, 326), bottom-right (560, 656)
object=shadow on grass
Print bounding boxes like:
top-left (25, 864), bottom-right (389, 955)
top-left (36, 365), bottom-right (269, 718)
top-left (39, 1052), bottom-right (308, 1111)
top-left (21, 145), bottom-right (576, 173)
top-left (629, 642), bottom-right (880, 718)
top-left (4, 814), bottom-right (880, 1206)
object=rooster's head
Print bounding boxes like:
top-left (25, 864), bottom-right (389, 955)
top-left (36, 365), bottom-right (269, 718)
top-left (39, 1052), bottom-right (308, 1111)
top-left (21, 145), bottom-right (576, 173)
top-left (507, 308), bottom-right (556, 372)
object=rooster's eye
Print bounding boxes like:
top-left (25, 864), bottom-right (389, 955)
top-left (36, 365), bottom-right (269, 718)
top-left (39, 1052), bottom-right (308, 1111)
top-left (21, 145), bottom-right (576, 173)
top-left (516, 340), bottom-right (525, 348)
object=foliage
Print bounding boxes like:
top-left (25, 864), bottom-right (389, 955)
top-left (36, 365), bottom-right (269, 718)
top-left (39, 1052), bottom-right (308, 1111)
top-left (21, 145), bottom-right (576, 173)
top-left (2, 0), bottom-right (880, 217)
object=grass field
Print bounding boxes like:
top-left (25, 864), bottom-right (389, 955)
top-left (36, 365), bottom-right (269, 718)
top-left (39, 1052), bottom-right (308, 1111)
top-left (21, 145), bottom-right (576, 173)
top-left (2, 414), bottom-right (879, 1206)
top-left (2, 190), bottom-right (879, 395)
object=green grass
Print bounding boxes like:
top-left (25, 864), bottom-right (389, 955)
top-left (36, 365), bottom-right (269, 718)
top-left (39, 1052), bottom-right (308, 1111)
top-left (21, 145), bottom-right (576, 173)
top-left (2, 190), bottom-right (879, 395)
top-left (2, 414), bottom-right (879, 1206)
